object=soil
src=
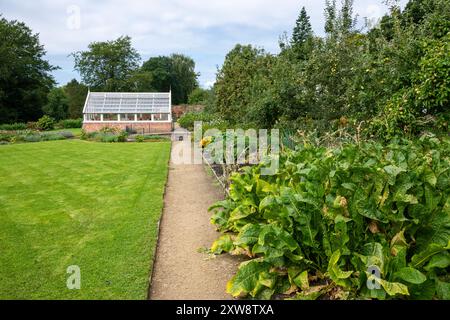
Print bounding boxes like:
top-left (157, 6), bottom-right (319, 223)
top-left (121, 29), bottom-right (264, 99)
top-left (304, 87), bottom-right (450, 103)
top-left (149, 138), bottom-right (242, 300)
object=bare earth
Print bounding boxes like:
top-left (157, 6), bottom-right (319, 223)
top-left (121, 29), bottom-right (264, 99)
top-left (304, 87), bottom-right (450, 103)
top-left (149, 139), bottom-right (241, 300)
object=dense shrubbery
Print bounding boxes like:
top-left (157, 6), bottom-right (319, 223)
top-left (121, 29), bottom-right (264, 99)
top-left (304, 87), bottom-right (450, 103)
top-left (210, 135), bottom-right (450, 300)
top-left (204, 0), bottom-right (450, 139)
top-left (0, 123), bottom-right (27, 131)
top-left (0, 130), bottom-right (73, 145)
top-left (177, 112), bottom-right (215, 131)
top-left (36, 115), bottom-right (55, 131)
top-left (81, 128), bottom-right (128, 143)
top-left (57, 119), bottom-right (83, 129)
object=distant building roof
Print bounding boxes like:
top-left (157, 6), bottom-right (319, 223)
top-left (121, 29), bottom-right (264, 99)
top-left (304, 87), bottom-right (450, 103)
top-left (83, 92), bottom-right (171, 114)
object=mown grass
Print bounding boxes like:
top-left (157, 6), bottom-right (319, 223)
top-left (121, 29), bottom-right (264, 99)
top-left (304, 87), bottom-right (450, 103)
top-left (0, 140), bottom-right (171, 299)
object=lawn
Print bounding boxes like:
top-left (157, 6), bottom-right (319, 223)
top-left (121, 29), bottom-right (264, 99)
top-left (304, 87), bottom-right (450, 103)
top-left (0, 140), bottom-right (171, 299)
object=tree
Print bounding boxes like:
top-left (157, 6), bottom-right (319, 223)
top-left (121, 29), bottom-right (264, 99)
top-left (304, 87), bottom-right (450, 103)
top-left (0, 16), bottom-right (55, 123)
top-left (43, 88), bottom-right (69, 121)
top-left (214, 44), bottom-right (272, 124)
top-left (141, 54), bottom-right (198, 104)
top-left (292, 7), bottom-right (313, 46)
top-left (188, 88), bottom-right (211, 105)
top-left (73, 36), bottom-right (141, 92)
top-left (324, 0), bottom-right (337, 35)
top-left (63, 79), bottom-right (88, 119)
top-left (339, 0), bottom-right (355, 34)
top-left (141, 56), bottom-right (172, 92)
top-left (291, 7), bottom-right (314, 60)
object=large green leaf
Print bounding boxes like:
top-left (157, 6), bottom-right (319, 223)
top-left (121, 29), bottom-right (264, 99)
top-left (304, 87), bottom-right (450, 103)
top-left (411, 241), bottom-right (450, 268)
top-left (226, 260), bottom-right (273, 298)
top-left (424, 252), bottom-right (450, 271)
top-left (394, 267), bottom-right (427, 284)
top-left (367, 275), bottom-right (410, 296)
top-left (327, 250), bottom-right (353, 288)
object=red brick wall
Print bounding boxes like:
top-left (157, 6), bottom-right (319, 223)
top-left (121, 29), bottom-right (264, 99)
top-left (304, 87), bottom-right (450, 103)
top-left (172, 105), bottom-right (205, 119)
top-left (83, 122), bottom-right (173, 133)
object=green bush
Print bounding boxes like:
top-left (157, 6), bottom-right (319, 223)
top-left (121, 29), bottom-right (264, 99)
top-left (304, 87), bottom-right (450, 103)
top-left (177, 112), bottom-right (214, 131)
top-left (57, 119), bottom-right (82, 129)
top-left (23, 135), bottom-right (42, 143)
top-left (210, 135), bottom-right (450, 300)
top-left (58, 131), bottom-right (75, 139)
top-left (135, 135), bottom-right (145, 143)
top-left (36, 115), bottom-right (55, 131)
top-left (0, 123), bottom-right (27, 131)
top-left (41, 133), bottom-right (66, 141)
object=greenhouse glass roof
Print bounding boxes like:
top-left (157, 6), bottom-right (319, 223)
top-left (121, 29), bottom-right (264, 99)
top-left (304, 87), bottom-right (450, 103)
top-left (83, 92), bottom-right (171, 114)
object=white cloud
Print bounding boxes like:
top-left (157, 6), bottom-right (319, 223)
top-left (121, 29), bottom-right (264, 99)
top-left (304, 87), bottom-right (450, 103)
top-left (1, 0), bottom-right (409, 87)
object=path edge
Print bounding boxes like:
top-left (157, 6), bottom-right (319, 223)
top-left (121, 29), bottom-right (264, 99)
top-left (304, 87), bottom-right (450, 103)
top-left (146, 141), bottom-right (173, 300)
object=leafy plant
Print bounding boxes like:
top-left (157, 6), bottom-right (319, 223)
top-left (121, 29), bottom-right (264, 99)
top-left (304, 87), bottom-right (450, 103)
top-left (209, 135), bottom-right (450, 300)
top-left (0, 123), bottom-right (27, 131)
top-left (36, 115), bottom-right (55, 131)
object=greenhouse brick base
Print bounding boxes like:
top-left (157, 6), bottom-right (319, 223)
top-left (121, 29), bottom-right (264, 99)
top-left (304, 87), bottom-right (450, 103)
top-left (82, 122), bottom-right (173, 133)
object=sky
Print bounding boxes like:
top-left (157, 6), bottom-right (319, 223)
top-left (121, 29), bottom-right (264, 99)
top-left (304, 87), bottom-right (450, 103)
top-left (0, 0), bottom-right (408, 88)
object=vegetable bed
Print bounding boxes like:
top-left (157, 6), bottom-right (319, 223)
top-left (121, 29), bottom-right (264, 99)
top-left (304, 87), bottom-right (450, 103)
top-left (209, 135), bottom-right (450, 300)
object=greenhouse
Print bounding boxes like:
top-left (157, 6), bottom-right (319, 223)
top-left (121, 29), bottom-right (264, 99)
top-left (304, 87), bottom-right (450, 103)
top-left (82, 92), bottom-right (173, 133)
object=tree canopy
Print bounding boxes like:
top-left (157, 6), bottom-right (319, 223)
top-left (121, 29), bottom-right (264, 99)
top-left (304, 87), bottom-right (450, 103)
top-left (0, 16), bottom-right (55, 123)
top-left (73, 36), bottom-right (141, 92)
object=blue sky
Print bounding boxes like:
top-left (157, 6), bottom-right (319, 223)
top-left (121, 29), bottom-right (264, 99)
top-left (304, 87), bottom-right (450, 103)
top-left (1, 0), bottom-right (407, 88)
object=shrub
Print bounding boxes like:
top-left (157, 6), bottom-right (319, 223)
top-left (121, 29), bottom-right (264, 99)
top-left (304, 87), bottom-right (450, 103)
top-left (178, 112), bottom-right (214, 131)
top-left (36, 115), bottom-right (55, 131)
top-left (210, 135), bottom-right (450, 300)
top-left (57, 119), bottom-right (82, 129)
top-left (0, 123), bottom-right (27, 131)
top-left (41, 133), bottom-right (66, 141)
top-left (27, 122), bottom-right (38, 130)
top-left (135, 135), bottom-right (145, 143)
top-left (58, 131), bottom-right (75, 139)
top-left (100, 134), bottom-right (119, 143)
top-left (80, 129), bottom-right (88, 140)
top-left (23, 135), bottom-right (42, 143)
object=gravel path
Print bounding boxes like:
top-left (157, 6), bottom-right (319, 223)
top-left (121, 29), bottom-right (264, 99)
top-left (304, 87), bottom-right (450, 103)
top-left (149, 139), bottom-right (241, 300)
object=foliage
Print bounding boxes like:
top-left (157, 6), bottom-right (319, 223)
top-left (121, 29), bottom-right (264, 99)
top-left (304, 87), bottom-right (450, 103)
top-left (63, 79), bottom-right (88, 119)
top-left (73, 36), bottom-right (141, 92)
top-left (188, 88), bottom-right (211, 105)
top-left (0, 16), bottom-right (55, 123)
top-left (0, 123), bottom-right (27, 131)
top-left (43, 88), bottom-right (69, 121)
top-left (57, 119), bottom-right (83, 129)
top-left (140, 54), bottom-right (199, 104)
top-left (209, 135), bottom-right (450, 300)
top-left (213, 45), bottom-right (273, 124)
top-left (177, 111), bottom-right (215, 131)
top-left (36, 115), bottom-right (55, 131)
top-left (206, 0), bottom-right (449, 137)
top-left (135, 135), bottom-right (145, 143)
top-left (81, 128), bottom-right (129, 143)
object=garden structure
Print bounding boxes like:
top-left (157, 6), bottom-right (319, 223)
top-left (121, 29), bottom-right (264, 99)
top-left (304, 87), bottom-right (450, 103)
top-left (82, 91), bottom-right (173, 133)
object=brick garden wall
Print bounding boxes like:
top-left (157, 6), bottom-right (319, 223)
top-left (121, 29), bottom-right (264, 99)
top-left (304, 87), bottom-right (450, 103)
top-left (83, 122), bottom-right (173, 134)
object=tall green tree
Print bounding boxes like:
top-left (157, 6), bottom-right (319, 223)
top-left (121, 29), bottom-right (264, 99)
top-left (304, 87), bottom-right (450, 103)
top-left (214, 44), bottom-right (272, 124)
top-left (292, 7), bottom-right (313, 46)
top-left (141, 54), bottom-right (198, 104)
top-left (63, 79), bottom-right (88, 119)
top-left (324, 0), bottom-right (337, 35)
top-left (43, 88), bottom-right (69, 121)
top-left (291, 7), bottom-right (314, 60)
top-left (0, 16), bottom-right (55, 123)
top-left (73, 36), bottom-right (141, 92)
